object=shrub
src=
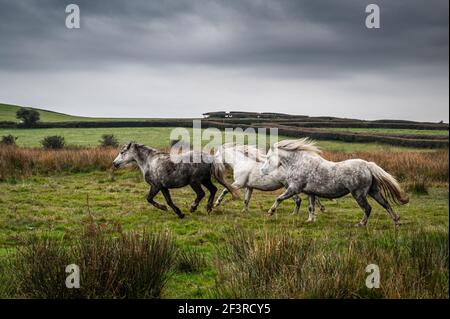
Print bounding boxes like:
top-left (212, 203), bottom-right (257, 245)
top-left (1, 134), bottom-right (17, 145)
top-left (41, 135), bottom-right (65, 149)
top-left (100, 134), bottom-right (119, 148)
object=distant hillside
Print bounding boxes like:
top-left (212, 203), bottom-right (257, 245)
top-left (0, 103), bottom-right (96, 122)
top-left (0, 103), bottom-right (172, 123)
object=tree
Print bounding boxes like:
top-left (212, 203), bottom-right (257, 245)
top-left (16, 108), bottom-right (40, 127)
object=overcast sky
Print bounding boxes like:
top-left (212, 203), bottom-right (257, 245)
top-left (0, 0), bottom-right (448, 121)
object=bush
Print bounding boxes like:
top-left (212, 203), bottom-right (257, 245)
top-left (41, 136), bottom-right (65, 149)
top-left (100, 134), bottom-right (119, 148)
top-left (13, 227), bottom-right (177, 299)
top-left (1, 134), bottom-right (17, 145)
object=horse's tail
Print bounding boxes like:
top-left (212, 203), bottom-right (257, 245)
top-left (367, 162), bottom-right (409, 205)
top-left (211, 158), bottom-right (240, 200)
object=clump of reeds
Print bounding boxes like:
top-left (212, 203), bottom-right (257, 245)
top-left (12, 227), bottom-right (177, 299)
top-left (214, 227), bottom-right (449, 299)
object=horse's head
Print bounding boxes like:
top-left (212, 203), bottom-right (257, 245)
top-left (260, 147), bottom-right (280, 175)
top-left (113, 142), bottom-right (137, 168)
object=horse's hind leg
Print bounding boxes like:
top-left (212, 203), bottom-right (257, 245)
top-left (306, 195), bottom-right (316, 222)
top-left (214, 188), bottom-right (228, 207)
top-left (369, 187), bottom-right (401, 225)
top-left (161, 188), bottom-right (185, 219)
top-left (189, 182), bottom-right (205, 213)
top-left (352, 191), bottom-right (372, 227)
top-left (291, 194), bottom-right (301, 215)
top-left (202, 179), bottom-right (217, 214)
top-left (215, 181), bottom-right (243, 207)
top-left (147, 185), bottom-right (168, 211)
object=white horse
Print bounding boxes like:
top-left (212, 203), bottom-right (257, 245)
top-left (261, 138), bottom-right (409, 226)
top-left (214, 143), bottom-right (325, 214)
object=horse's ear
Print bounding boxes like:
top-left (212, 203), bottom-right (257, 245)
top-left (126, 142), bottom-right (132, 150)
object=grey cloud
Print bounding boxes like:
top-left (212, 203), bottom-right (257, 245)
top-left (0, 0), bottom-right (447, 75)
top-left (0, 0), bottom-right (447, 121)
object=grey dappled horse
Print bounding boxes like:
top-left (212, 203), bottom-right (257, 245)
top-left (113, 142), bottom-right (239, 218)
top-left (261, 138), bottom-right (409, 226)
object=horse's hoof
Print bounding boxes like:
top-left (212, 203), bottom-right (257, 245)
top-left (189, 206), bottom-right (197, 213)
top-left (355, 222), bottom-right (366, 227)
top-left (178, 213), bottom-right (185, 219)
top-left (305, 219), bottom-right (316, 223)
top-left (241, 209), bottom-right (248, 214)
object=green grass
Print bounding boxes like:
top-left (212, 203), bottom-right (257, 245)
top-left (0, 170), bottom-right (448, 298)
top-left (320, 127), bottom-right (449, 137)
top-left (0, 127), bottom-right (436, 152)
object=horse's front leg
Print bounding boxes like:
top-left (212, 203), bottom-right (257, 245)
top-left (161, 188), bottom-right (185, 219)
top-left (316, 197), bottom-right (326, 213)
top-left (242, 187), bottom-right (253, 213)
top-left (268, 187), bottom-right (297, 216)
top-left (291, 194), bottom-right (302, 215)
top-left (147, 185), bottom-right (167, 211)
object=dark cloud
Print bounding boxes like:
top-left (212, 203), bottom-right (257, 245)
top-left (0, 0), bottom-right (447, 121)
top-left (0, 0), bottom-right (447, 74)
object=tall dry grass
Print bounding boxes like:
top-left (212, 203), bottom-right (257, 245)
top-left (323, 151), bottom-right (448, 184)
top-left (0, 146), bottom-right (117, 180)
top-left (0, 146), bottom-right (448, 187)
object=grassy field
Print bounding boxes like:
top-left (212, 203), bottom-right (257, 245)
top-left (0, 127), bottom-right (438, 152)
top-left (0, 108), bottom-right (448, 298)
top-left (0, 169), bottom-right (448, 298)
top-left (320, 127), bottom-right (449, 137)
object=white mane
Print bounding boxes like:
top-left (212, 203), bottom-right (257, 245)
top-left (221, 143), bottom-right (267, 162)
top-left (273, 138), bottom-right (322, 154)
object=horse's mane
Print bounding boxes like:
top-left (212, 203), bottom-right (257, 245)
top-left (221, 143), bottom-right (267, 162)
top-left (273, 138), bottom-right (322, 154)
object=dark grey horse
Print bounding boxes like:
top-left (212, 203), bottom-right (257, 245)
top-left (113, 142), bottom-right (239, 218)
